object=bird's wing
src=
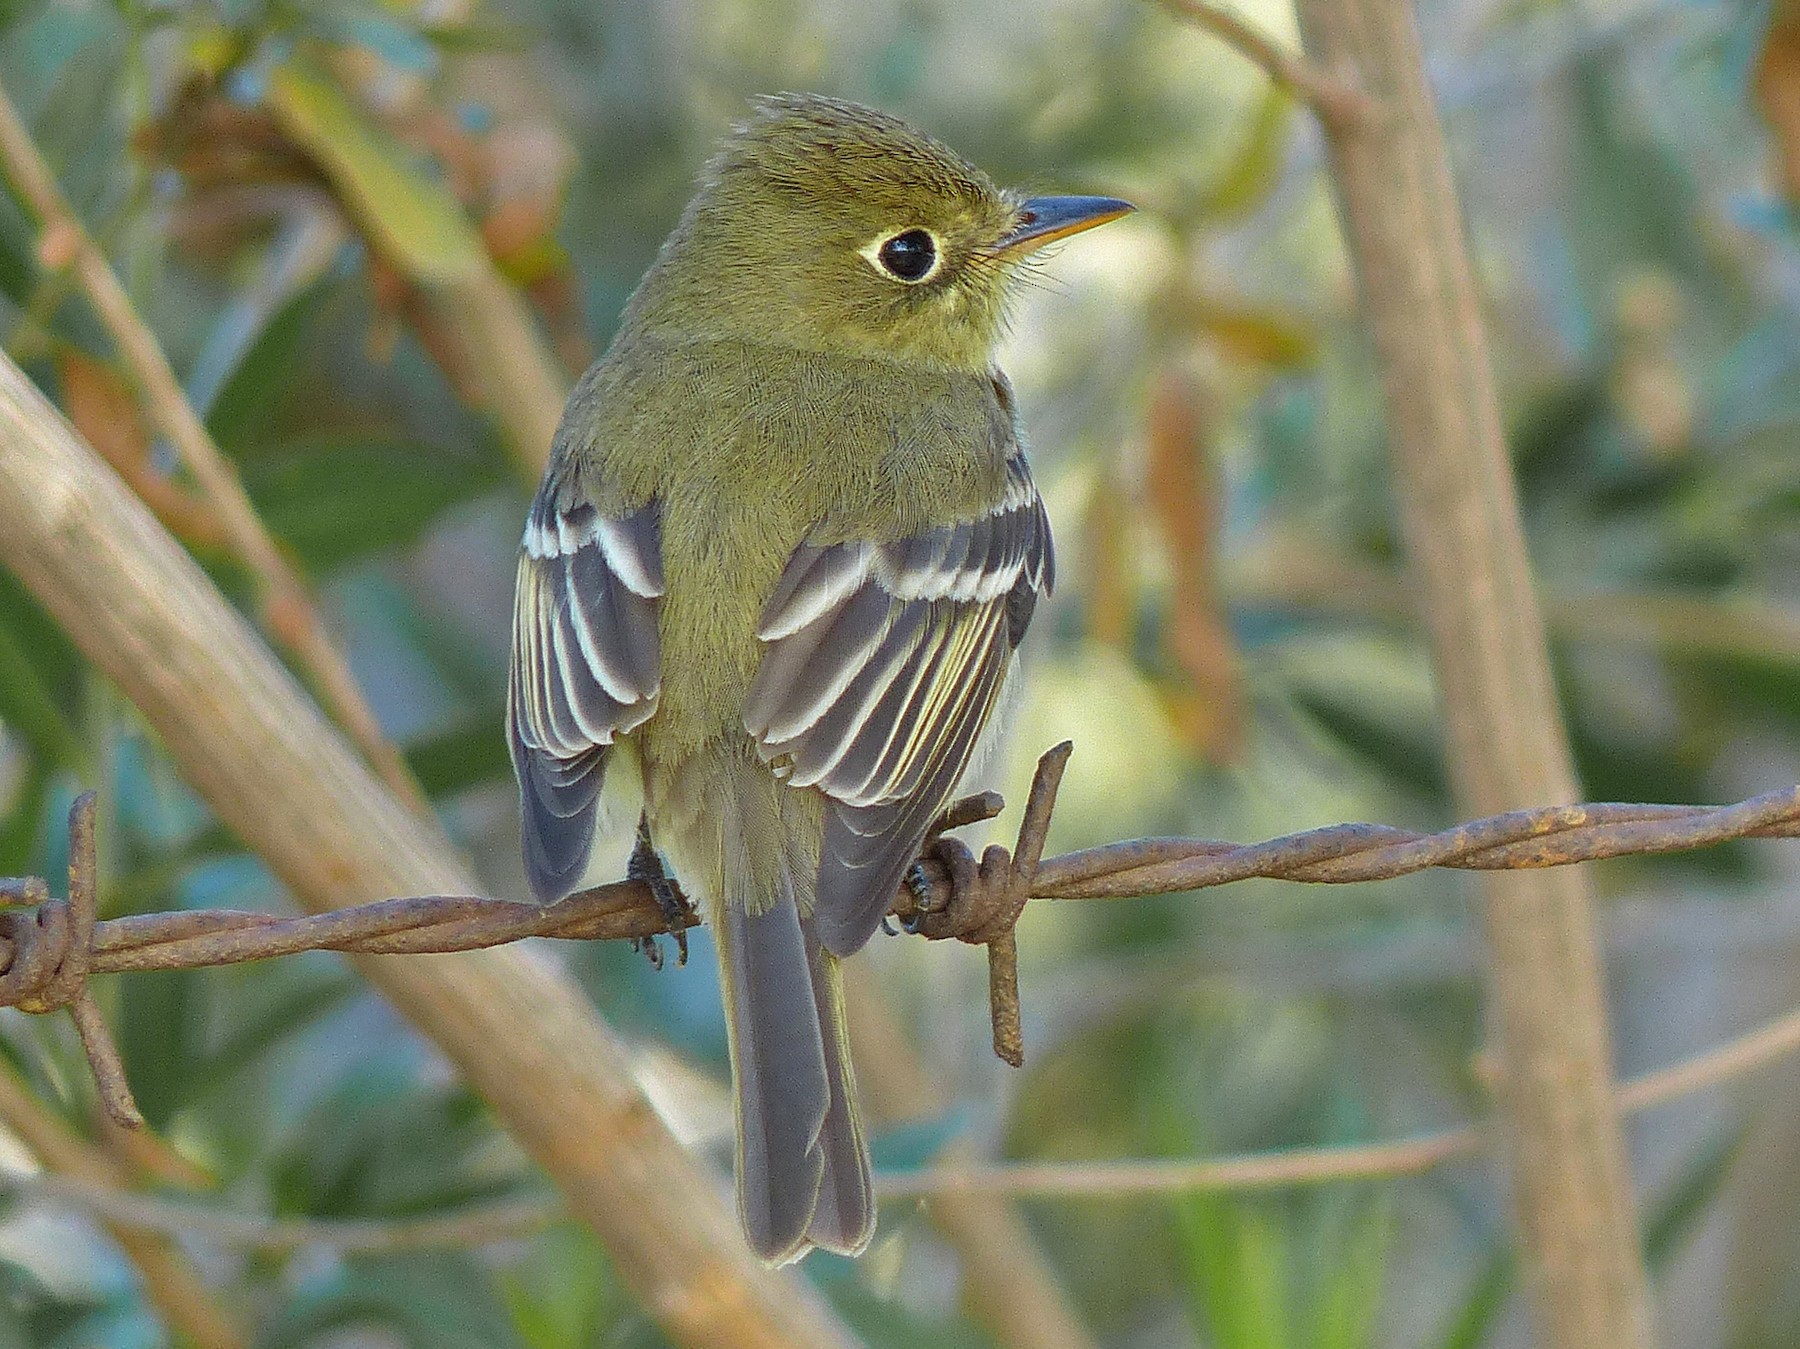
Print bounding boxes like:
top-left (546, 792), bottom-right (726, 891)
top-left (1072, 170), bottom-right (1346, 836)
top-left (743, 453), bottom-right (1054, 956)
top-left (507, 484), bottom-right (664, 901)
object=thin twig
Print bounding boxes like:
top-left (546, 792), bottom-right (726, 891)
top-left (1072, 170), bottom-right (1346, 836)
top-left (881, 1130), bottom-right (1479, 1198)
top-left (1227, 538), bottom-right (1800, 668)
top-left (879, 997), bottom-right (1800, 1198)
top-left (10, 1172), bottom-right (562, 1256)
top-left (0, 1061), bottom-right (248, 1349)
top-left (15, 994), bottom-right (1800, 1252)
top-left (1157, 0), bottom-right (1378, 126)
top-left (0, 83), bottom-right (428, 813)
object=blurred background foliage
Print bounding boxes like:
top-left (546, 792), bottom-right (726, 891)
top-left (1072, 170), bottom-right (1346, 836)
top-left (0, 0), bottom-right (1796, 1344)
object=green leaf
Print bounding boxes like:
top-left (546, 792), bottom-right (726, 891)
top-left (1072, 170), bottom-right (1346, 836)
top-left (405, 713), bottom-right (512, 797)
top-left (188, 965), bottom-right (357, 1097)
top-left (499, 1225), bottom-right (616, 1349)
top-left (0, 766), bottom-right (48, 876)
top-left (116, 966), bottom-right (198, 1132)
top-left (265, 57), bottom-right (488, 285)
top-left (1426, 1250), bottom-right (1511, 1349)
top-left (1644, 1127), bottom-right (1743, 1269)
top-left (271, 1071), bottom-right (522, 1220)
top-left (240, 435), bottom-right (505, 572)
top-left (1172, 1195), bottom-right (1292, 1349)
top-left (0, 570), bottom-right (83, 768)
top-left (0, 190), bottom-right (36, 306)
top-left (261, 1254), bottom-right (527, 1349)
top-left (1193, 85), bottom-right (1294, 225)
top-left (205, 282), bottom-right (332, 456)
top-left (1288, 687), bottom-right (1449, 805)
top-left (1300, 1189), bottom-right (1391, 1349)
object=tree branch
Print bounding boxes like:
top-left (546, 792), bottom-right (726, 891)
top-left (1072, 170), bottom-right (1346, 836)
top-left (1291, 0), bottom-right (1653, 1342)
top-left (1156, 0), bottom-right (1377, 126)
top-left (0, 81), bottom-right (428, 813)
top-left (0, 349), bottom-right (855, 1349)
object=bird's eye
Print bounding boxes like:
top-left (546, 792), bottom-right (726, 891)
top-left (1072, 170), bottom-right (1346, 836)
top-left (874, 229), bottom-right (939, 283)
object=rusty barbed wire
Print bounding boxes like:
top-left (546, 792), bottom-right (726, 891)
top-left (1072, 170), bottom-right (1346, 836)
top-left (3, 745), bottom-right (1798, 1129)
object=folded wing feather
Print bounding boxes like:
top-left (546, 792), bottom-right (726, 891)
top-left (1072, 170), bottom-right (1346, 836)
top-left (507, 489), bottom-right (664, 901)
top-left (745, 455), bottom-right (1053, 956)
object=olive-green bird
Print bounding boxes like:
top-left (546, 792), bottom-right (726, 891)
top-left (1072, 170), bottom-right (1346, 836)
top-left (507, 93), bottom-right (1129, 1264)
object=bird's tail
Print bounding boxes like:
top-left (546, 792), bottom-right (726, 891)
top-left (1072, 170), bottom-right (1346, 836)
top-left (719, 893), bottom-right (874, 1264)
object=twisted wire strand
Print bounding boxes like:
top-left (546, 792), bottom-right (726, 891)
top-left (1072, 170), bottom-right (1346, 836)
top-left (1, 751), bottom-right (1797, 1132)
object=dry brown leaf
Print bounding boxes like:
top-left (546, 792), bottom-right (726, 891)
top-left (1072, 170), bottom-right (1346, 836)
top-left (1082, 475), bottom-right (1135, 649)
top-left (1755, 5), bottom-right (1800, 203)
top-left (1145, 365), bottom-right (1245, 764)
top-left (57, 352), bottom-right (228, 549)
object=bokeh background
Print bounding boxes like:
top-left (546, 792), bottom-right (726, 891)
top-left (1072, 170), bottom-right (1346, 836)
top-left (0, 0), bottom-right (1798, 1344)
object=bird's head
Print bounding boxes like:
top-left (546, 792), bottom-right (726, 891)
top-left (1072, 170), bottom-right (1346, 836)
top-left (629, 94), bottom-right (1131, 371)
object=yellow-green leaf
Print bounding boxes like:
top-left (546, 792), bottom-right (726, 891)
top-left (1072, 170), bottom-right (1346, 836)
top-left (1194, 85), bottom-right (1294, 225)
top-left (266, 57), bottom-right (486, 285)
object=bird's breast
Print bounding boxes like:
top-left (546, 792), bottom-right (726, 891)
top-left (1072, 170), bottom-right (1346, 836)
top-left (608, 340), bottom-right (1014, 762)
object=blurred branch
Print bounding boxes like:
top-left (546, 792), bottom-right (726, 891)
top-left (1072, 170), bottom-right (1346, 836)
top-left (1294, 0), bottom-right (1652, 1343)
top-left (1157, 0), bottom-right (1377, 126)
top-left (4, 748), bottom-right (1795, 1129)
top-left (0, 348), bottom-right (855, 1349)
top-left (14, 950), bottom-right (1800, 1241)
top-left (0, 1060), bottom-right (248, 1349)
top-left (888, 991), bottom-right (1800, 1198)
top-left (262, 60), bottom-right (567, 478)
top-left (8, 1169), bottom-right (560, 1256)
top-left (1228, 538), bottom-right (1800, 665)
top-left (0, 81), bottom-right (428, 815)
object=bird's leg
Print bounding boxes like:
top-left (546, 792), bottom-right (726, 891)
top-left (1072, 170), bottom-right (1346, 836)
top-left (628, 815), bottom-right (693, 968)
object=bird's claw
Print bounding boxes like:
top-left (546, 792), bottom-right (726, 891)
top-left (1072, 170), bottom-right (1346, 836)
top-left (628, 817), bottom-right (694, 969)
top-left (899, 861), bottom-right (936, 934)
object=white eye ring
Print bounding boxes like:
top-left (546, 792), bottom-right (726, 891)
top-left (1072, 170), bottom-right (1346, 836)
top-left (860, 228), bottom-right (942, 284)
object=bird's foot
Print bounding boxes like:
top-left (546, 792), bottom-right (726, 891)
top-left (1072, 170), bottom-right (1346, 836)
top-left (628, 818), bottom-right (693, 969)
top-left (892, 744), bottom-right (1075, 1069)
top-left (896, 790), bottom-right (1007, 935)
top-left (902, 836), bottom-right (1019, 943)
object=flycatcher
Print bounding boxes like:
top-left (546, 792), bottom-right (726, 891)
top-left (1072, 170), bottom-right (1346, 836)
top-left (508, 93), bottom-right (1129, 1264)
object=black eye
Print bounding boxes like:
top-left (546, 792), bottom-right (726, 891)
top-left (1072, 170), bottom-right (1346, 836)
top-left (877, 229), bottom-right (937, 282)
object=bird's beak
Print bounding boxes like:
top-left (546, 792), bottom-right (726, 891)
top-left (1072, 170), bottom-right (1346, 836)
top-left (992, 195), bottom-right (1134, 256)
